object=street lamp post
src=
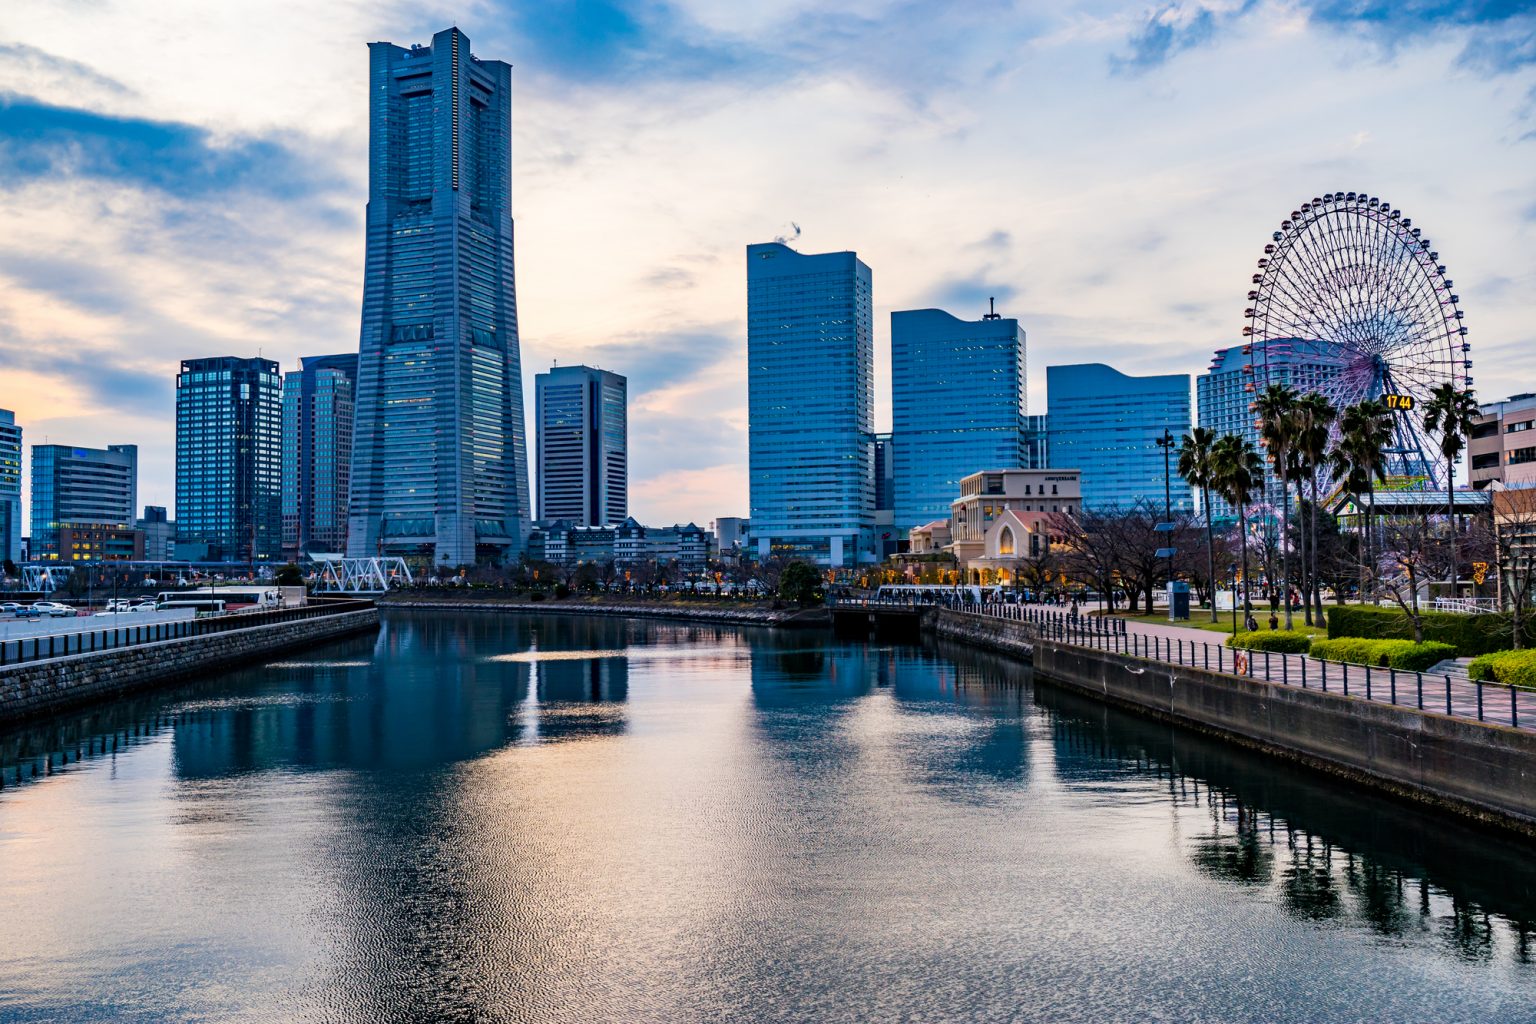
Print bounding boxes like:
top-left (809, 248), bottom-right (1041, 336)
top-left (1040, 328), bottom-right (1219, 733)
top-left (1155, 429), bottom-right (1177, 619)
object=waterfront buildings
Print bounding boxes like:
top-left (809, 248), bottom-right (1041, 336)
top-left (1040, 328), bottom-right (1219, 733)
top-left (282, 354), bottom-right (358, 560)
top-left (1021, 413), bottom-right (1049, 471)
top-left (891, 307), bottom-right (1028, 538)
top-left (176, 356), bottom-right (282, 563)
top-left (349, 26), bottom-right (531, 567)
top-left (1196, 340), bottom-right (1343, 517)
top-left (528, 518), bottom-right (710, 573)
top-left (747, 242), bottom-right (875, 566)
top-left (1470, 393), bottom-right (1536, 490)
top-left (535, 364), bottom-right (627, 527)
top-left (136, 505), bottom-right (175, 561)
top-left (0, 410), bottom-right (19, 565)
top-left (29, 443), bottom-right (139, 561)
top-left (946, 468), bottom-right (1082, 559)
top-left (712, 516), bottom-right (750, 560)
top-left (1047, 363), bottom-right (1192, 513)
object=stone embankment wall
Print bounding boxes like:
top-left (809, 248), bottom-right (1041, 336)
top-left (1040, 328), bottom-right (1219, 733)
top-left (929, 609), bottom-right (1536, 836)
top-left (0, 608), bottom-right (379, 725)
top-left (380, 597), bottom-right (827, 629)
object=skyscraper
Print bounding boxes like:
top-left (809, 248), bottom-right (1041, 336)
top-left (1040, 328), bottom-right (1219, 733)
top-left (1046, 363), bottom-right (1193, 513)
top-left (747, 242), bottom-right (874, 566)
top-left (176, 356), bottom-right (282, 563)
top-left (283, 354), bottom-right (358, 559)
top-left (0, 410), bottom-right (20, 565)
top-left (348, 26), bottom-right (531, 567)
top-left (535, 364), bottom-right (627, 527)
top-left (1197, 340), bottom-right (1344, 518)
top-left (891, 307), bottom-right (1027, 536)
top-left (30, 443), bottom-right (139, 561)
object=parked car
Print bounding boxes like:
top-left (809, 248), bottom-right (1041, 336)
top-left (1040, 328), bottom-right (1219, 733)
top-left (6, 602), bottom-right (41, 617)
top-left (31, 601), bottom-right (77, 618)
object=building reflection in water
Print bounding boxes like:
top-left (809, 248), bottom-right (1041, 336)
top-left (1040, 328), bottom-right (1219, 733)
top-left (1029, 666), bottom-right (1536, 966)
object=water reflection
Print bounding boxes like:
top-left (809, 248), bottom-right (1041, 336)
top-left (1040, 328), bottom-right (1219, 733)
top-left (1, 615), bottom-right (1534, 1024)
top-left (1014, 655), bottom-right (1536, 968)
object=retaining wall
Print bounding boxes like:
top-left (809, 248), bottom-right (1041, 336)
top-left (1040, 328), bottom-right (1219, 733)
top-left (929, 609), bottom-right (1536, 836)
top-left (0, 607), bottom-right (379, 725)
top-left (379, 597), bottom-right (827, 629)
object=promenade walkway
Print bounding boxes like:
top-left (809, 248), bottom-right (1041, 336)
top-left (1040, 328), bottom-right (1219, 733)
top-left (838, 595), bottom-right (1529, 734)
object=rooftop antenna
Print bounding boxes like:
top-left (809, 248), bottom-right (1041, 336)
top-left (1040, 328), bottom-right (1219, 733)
top-left (982, 297), bottom-right (1001, 320)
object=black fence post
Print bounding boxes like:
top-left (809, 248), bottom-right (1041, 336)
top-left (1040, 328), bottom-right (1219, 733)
top-left (1477, 683), bottom-right (1484, 722)
top-left (1446, 674), bottom-right (1453, 715)
top-left (1390, 668), bottom-right (1397, 706)
top-left (1512, 685), bottom-right (1519, 729)
top-left (1416, 672), bottom-right (1423, 710)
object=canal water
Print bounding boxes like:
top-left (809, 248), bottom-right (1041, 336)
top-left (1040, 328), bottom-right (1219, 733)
top-left (1, 611), bottom-right (1534, 1023)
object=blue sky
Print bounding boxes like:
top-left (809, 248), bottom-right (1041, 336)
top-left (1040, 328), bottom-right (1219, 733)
top-left (1, 0), bottom-right (1533, 528)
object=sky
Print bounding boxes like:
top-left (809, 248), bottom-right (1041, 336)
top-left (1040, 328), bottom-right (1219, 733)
top-left (0, 0), bottom-right (1533, 531)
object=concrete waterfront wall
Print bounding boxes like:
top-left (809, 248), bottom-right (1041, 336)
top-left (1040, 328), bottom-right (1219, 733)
top-left (929, 609), bottom-right (1536, 836)
top-left (0, 607), bottom-right (379, 726)
top-left (379, 596), bottom-right (829, 629)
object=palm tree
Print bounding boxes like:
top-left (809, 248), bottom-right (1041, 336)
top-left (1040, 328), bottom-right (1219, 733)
top-left (1211, 433), bottom-right (1263, 624)
top-left (1295, 393), bottom-right (1336, 622)
top-left (1178, 427), bottom-right (1220, 622)
top-left (1254, 384), bottom-right (1301, 629)
top-left (1422, 383), bottom-right (1481, 599)
top-left (1331, 399), bottom-right (1393, 597)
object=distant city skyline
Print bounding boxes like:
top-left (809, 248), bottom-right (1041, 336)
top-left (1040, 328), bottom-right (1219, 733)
top-left (1, 3), bottom-right (1534, 527)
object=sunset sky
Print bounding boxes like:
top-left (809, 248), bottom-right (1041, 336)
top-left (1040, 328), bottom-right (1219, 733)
top-left (1, 0), bottom-right (1533, 529)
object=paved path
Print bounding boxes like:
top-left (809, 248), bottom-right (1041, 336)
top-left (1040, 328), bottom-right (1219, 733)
top-left (980, 602), bottom-right (1531, 733)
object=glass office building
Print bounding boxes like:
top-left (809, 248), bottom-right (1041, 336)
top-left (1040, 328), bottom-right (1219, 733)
top-left (891, 308), bottom-right (1026, 536)
top-left (0, 409), bottom-right (19, 565)
top-left (1197, 340), bottom-right (1345, 520)
top-left (176, 356), bottom-right (282, 563)
top-left (747, 242), bottom-right (875, 566)
top-left (283, 354), bottom-right (358, 559)
top-left (535, 364), bottom-right (627, 527)
top-left (30, 443), bottom-right (138, 560)
top-left (1046, 363), bottom-right (1193, 513)
top-left (349, 26), bottom-right (531, 567)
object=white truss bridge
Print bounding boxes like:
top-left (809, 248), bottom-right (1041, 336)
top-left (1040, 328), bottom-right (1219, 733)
top-left (310, 557), bottom-right (413, 594)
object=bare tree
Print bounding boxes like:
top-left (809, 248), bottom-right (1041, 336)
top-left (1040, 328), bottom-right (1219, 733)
top-left (1051, 510), bottom-right (1123, 611)
top-left (1373, 517), bottom-right (1451, 642)
top-left (1488, 487), bottom-right (1536, 649)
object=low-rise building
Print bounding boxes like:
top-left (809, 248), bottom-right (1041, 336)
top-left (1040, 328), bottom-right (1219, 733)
top-left (1471, 393), bottom-right (1536, 490)
top-left (948, 469), bottom-right (1081, 564)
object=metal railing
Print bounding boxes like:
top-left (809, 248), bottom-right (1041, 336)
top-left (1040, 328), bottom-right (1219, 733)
top-left (0, 599), bottom-right (374, 670)
top-left (961, 602), bottom-right (1526, 733)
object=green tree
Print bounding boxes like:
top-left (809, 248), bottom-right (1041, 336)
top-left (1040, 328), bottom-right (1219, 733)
top-left (274, 562), bottom-right (304, 586)
top-left (1254, 384), bottom-right (1301, 629)
top-left (1330, 399), bottom-right (1393, 597)
top-left (778, 560), bottom-right (825, 607)
top-left (1211, 433), bottom-right (1263, 620)
top-left (1422, 382), bottom-right (1481, 599)
top-left (1178, 426), bottom-right (1221, 622)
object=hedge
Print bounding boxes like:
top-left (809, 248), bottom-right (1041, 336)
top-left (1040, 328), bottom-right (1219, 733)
top-left (1468, 650), bottom-right (1536, 688)
top-left (1309, 637), bottom-right (1457, 671)
top-left (1225, 631), bottom-right (1312, 653)
top-left (1326, 605), bottom-right (1532, 657)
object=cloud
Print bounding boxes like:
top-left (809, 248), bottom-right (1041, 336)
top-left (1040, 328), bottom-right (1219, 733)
top-left (921, 279), bottom-right (1020, 316)
top-left (0, 42), bottom-right (131, 98)
top-left (0, 94), bottom-right (341, 200)
top-left (1112, 4), bottom-right (1223, 73)
top-left (570, 324), bottom-right (737, 397)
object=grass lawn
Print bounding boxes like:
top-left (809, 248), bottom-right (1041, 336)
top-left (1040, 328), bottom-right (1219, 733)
top-left (1103, 610), bottom-right (1331, 639)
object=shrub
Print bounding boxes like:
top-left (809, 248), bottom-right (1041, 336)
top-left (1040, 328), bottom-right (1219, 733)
top-left (1226, 631), bottom-right (1311, 654)
top-left (1327, 605), bottom-right (1532, 656)
top-left (1468, 650), bottom-right (1536, 688)
top-left (1385, 641), bottom-right (1457, 672)
top-left (1309, 637), bottom-right (1456, 671)
top-left (528, 590), bottom-right (546, 602)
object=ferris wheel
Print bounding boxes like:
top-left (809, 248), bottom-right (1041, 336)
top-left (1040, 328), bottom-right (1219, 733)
top-left (1242, 191), bottom-right (1470, 489)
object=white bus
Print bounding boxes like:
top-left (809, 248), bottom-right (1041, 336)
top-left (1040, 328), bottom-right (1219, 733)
top-left (155, 587), bottom-right (278, 612)
top-left (875, 584), bottom-right (1003, 603)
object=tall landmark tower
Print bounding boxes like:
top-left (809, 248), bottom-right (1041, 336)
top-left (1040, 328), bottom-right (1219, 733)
top-left (348, 27), bottom-right (531, 567)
